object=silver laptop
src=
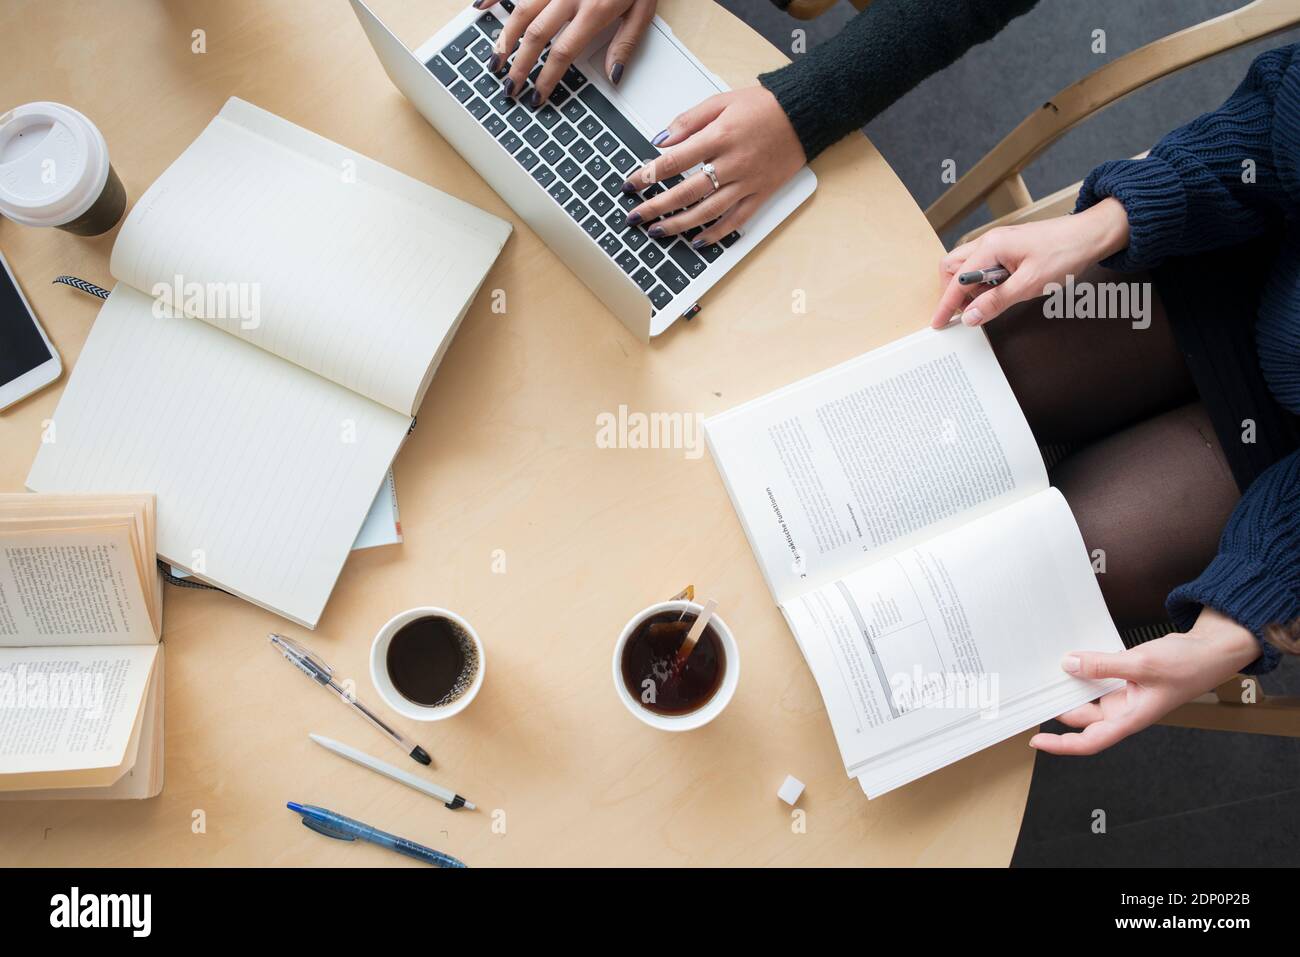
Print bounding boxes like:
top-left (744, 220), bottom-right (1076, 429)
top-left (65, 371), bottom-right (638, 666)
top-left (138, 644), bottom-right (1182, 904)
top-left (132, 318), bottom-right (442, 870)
top-left (350, 0), bottom-right (817, 341)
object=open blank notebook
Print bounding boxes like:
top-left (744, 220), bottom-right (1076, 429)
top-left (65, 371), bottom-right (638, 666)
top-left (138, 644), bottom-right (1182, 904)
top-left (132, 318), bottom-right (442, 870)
top-left (28, 98), bottom-right (512, 627)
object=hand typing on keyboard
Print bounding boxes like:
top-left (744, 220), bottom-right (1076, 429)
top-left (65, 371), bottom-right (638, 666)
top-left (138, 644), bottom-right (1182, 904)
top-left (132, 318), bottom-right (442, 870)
top-left (621, 86), bottom-right (805, 251)
top-left (477, 0), bottom-right (658, 107)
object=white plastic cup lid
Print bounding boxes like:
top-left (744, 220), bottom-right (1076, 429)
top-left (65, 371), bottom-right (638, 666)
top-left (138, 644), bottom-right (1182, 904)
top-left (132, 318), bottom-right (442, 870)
top-left (0, 101), bottom-right (110, 227)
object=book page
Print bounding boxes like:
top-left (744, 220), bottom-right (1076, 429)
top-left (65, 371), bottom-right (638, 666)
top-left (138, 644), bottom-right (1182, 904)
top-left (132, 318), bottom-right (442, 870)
top-left (0, 523), bottom-right (156, 647)
top-left (26, 285), bottom-right (410, 628)
top-left (781, 488), bottom-right (1124, 773)
top-left (109, 97), bottom-right (511, 415)
top-left (705, 323), bottom-right (1047, 604)
top-left (0, 643), bottom-right (157, 786)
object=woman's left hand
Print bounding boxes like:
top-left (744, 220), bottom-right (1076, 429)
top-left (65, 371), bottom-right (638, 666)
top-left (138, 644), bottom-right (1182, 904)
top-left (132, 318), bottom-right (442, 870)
top-left (1030, 607), bottom-right (1262, 755)
top-left (621, 86), bottom-right (806, 248)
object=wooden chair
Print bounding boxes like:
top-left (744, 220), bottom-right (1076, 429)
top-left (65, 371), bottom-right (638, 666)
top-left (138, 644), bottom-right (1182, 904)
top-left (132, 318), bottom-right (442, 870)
top-left (926, 0), bottom-right (1300, 244)
top-left (782, 0), bottom-right (870, 22)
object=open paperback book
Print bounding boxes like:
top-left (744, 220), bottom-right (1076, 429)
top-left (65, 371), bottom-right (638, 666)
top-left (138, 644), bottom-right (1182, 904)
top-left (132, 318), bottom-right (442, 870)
top-left (0, 493), bottom-right (165, 800)
top-left (705, 323), bottom-right (1126, 798)
top-left (28, 97), bottom-right (511, 627)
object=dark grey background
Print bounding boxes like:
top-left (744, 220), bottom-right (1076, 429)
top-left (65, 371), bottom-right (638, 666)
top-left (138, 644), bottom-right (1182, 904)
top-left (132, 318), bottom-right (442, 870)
top-left (716, 0), bottom-right (1300, 867)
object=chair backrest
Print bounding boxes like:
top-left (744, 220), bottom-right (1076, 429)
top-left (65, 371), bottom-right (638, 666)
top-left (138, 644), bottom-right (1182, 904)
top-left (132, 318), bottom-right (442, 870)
top-left (926, 0), bottom-right (1300, 239)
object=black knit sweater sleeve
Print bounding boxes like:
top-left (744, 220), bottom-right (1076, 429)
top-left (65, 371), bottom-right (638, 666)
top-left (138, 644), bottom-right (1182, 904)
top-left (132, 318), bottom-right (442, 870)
top-left (759, 0), bottom-right (1040, 161)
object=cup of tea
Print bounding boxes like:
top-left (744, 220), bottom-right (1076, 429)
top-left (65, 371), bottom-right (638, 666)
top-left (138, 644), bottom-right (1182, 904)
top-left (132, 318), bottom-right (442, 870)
top-left (612, 600), bottom-right (739, 731)
top-left (370, 607), bottom-right (485, 721)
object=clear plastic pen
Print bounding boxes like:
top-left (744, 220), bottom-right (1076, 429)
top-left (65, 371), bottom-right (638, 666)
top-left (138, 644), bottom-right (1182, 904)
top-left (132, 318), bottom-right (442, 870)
top-left (267, 633), bottom-right (432, 766)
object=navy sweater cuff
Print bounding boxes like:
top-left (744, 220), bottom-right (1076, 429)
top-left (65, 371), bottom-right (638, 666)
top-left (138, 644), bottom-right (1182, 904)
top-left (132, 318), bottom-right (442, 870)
top-left (1075, 157), bottom-right (1188, 272)
top-left (1167, 554), bottom-right (1293, 674)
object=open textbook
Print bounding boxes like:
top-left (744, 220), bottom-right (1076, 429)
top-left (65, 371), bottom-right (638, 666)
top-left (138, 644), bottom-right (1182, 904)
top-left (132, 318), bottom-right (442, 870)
top-left (0, 494), bottom-right (165, 800)
top-left (27, 97), bottom-right (511, 627)
top-left (705, 323), bottom-right (1125, 798)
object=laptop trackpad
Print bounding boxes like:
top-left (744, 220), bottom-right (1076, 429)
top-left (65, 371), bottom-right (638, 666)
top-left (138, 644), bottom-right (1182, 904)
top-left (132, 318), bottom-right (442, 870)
top-left (586, 31), bottom-right (721, 136)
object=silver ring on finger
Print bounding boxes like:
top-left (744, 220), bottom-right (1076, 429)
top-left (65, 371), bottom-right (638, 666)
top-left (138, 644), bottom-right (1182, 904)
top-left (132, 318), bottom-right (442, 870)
top-left (701, 162), bottom-right (721, 194)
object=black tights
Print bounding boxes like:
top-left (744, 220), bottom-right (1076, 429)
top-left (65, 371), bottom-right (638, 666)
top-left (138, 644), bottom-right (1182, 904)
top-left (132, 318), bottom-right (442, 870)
top-left (986, 265), bottom-right (1241, 629)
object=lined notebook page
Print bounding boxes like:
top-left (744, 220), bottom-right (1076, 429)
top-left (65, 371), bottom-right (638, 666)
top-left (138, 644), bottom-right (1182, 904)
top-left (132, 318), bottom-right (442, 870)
top-left (109, 97), bottom-right (512, 416)
top-left (27, 286), bottom-right (410, 628)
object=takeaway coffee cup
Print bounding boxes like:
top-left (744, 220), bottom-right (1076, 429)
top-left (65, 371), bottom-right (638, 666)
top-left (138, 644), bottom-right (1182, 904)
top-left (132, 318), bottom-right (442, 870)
top-left (0, 102), bottom-right (127, 236)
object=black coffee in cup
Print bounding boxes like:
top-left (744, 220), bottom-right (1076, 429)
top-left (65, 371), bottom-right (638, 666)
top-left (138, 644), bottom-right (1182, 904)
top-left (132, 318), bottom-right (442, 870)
top-left (0, 102), bottom-right (128, 237)
top-left (620, 610), bottom-right (726, 716)
top-left (387, 614), bottom-right (479, 707)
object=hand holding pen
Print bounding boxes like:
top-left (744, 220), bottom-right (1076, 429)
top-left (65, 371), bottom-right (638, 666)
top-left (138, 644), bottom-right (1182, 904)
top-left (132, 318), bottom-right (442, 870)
top-left (928, 198), bottom-right (1133, 329)
top-left (268, 634), bottom-right (433, 767)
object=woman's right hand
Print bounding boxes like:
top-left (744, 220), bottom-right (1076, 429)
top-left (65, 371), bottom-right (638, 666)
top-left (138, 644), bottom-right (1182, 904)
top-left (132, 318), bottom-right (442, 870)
top-left (928, 197), bottom-right (1132, 329)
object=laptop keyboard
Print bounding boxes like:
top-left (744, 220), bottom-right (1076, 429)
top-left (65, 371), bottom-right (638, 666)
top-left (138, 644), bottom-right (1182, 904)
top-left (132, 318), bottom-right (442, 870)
top-left (424, 4), bottom-right (740, 317)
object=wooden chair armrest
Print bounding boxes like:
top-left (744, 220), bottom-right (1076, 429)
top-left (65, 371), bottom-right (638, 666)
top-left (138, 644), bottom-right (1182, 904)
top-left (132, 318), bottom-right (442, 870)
top-left (785, 0), bottom-right (871, 22)
top-left (1158, 674), bottom-right (1300, 737)
top-left (926, 0), bottom-right (1300, 235)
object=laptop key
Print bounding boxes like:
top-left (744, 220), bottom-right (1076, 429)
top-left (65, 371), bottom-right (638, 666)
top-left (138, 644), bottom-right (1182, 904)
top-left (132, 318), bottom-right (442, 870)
top-left (450, 80), bottom-right (474, 103)
top-left (668, 242), bottom-right (707, 279)
top-left (515, 147), bottom-right (539, 171)
top-left (655, 261), bottom-right (690, 294)
top-left (589, 193), bottom-right (613, 216)
top-left (577, 116), bottom-right (602, 140)
top-left (561, 99), bottom-right (587, 123)
top-left (499, 130), bottom-right (523, 154)
top-left (586, 156), bottom-right (611, 179)
top-left (602, 172), bottom-right (625, 196)
top-left (553, 122), bottom-right (577, 146)
top-left (490, 92), bottom-right (514, 114)
top-left (622, 227), bottom-right (647, 250)
top-left (648, 285), bottom-right (673, 311)
top-left (548, 85), bottom-right (571, 107)
top-left (548, 182), bottom-right (573, 205)
top-left (639, 244), bottom-right (664, 267)
top-left (523, 125), bottom-right (547, 148)
top-left (598, 233), bottom-right (623, 258)
top-left (556, 159), bottom-right (581, 182)
top-left (507, 107), bottom-right (531, 131)
top-left (563, 65), bottom-right (587, 90)
top-left (474, 74), bottom-right (499, 98)
top-left (459, 58), bottom-right (483, 81)
top-left (476, 12), bottom-right (504, 38)
top-left (611, 149), bottom-right (636, 173)
top-left (536, 105), bottom-right (561, 129)
top-left (467, 97), bottom-right (490, 120)
top-left (582, 215), bottom-right (605, 241)
top-left (532, 165), bottom-right (556, 189)
top-left (618, 193), bottom-right (638, 212)
top-left (615, 251), bottom-right (639, 274)
top-left (482, 114), bottom-right (507, 137)
top-left (540, 142), bottom-right (565, 166)
top-left (471, 38), bottom-right (494, 61)
top-left (565, 199), bottom-right (589, 223)
top-left (442, 26), bottom-right (478, 64)
top-left (594, 132), bottom-right (618, 156)
top-left (696, 241), bottom-right (725, 263)
top-left (572, 175), bottom-right (597, 199)
top-left (720, 231), bottom-right (741, 248)
top-left (605, 209), bottom-right (628, 232)
top-left (426, 56), bottom-right (457, 86)
top-left (577, 85), bottom-right (660, 162)
top-left (631, 267), bottom-right (656, 292)
top-left (570, 139), bottom-right (594, 163)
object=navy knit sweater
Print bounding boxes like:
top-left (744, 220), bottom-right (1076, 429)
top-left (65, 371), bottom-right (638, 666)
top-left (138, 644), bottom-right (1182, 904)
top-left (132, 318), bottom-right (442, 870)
top-left (1075, 45), bottom-right (1300, 673)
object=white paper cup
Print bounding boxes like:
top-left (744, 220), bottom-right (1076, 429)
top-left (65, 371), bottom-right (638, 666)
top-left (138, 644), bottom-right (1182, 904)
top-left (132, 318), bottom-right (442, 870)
top-left (612, 600), bottom-right (739, 731)
top-left (0, 101), bottom-right (126, 235)
top-left (370, 607), bottom-right (485, 721)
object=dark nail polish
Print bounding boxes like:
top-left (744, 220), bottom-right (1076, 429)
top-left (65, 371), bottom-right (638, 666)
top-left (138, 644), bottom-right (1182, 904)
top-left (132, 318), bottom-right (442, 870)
top-left (488, 53), bottom-right (502, 72)
top-left (610, 62), bottom-right (625, 85)
top-left (525, 89), bottom-right (542, 108)
top-left (621, 181), bottom-right (638, 194)
top-left (648, 225), bottom-right (664, 238)
top-left (473, 0), bottom-right (489, 8)
top-left (502, 77), bottom-right (515, 96)
top-left (651, 130), bottom-right (670, 147)
top-left (625, 212), bottom-right (642, 227)
top-left (691, 239), bottom-right (705, 249)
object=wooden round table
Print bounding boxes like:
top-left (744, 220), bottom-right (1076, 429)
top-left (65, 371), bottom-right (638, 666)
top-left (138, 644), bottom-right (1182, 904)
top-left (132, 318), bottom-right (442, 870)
top-left (0, 0), bottom-right (1033, 866)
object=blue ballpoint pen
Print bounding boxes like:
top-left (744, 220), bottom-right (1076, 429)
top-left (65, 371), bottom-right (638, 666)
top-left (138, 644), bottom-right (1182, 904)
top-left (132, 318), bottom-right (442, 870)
top-left (287, 802), bottom-right (467, 868)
